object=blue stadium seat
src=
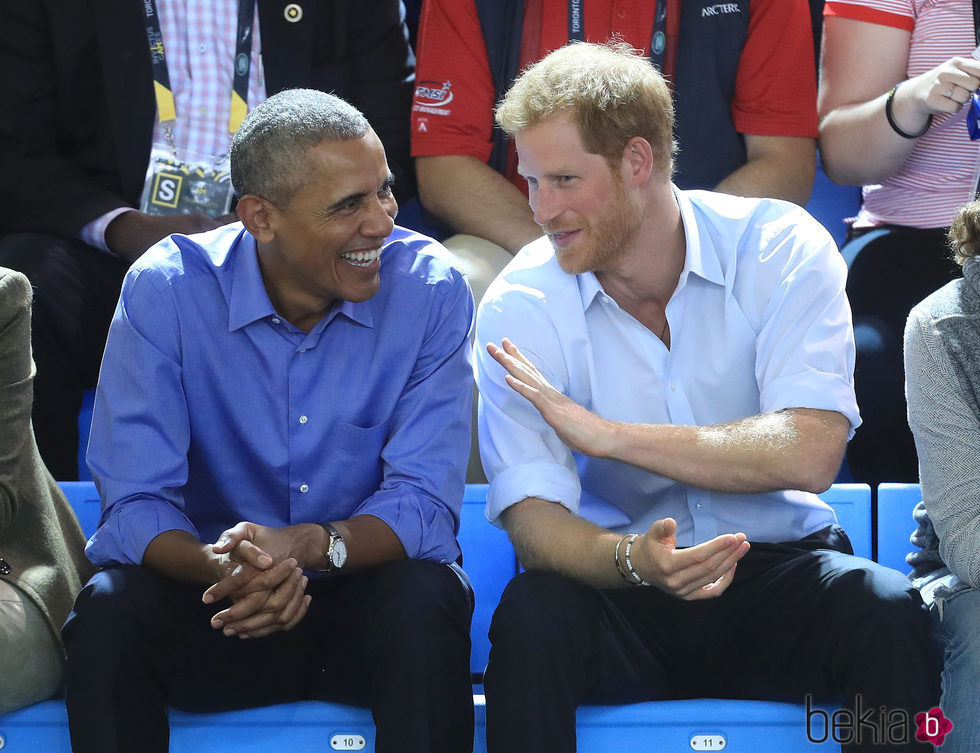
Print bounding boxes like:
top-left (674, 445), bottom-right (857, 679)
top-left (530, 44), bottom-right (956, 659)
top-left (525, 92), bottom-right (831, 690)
top-left (76, 388), bottom-right (95, 481)
top-left (804, 155), bottom-right (862, 250)
top-left (57, 481), bottom-right (101, 537)
top-left (818, 483), bottom-right (873, 559)
top-left (459, 484), bottom-right (516, 679)
top-left (876, 483), bottom-right (921, 573)
top-left (576, 698), bottom-right (840, 752)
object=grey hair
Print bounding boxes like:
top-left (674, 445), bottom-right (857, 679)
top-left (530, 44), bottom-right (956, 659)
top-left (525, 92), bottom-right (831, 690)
top-left (230, 88), bottom-right (370, 206)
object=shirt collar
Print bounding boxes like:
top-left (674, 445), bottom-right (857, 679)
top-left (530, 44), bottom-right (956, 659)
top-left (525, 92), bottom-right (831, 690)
top-left (228, 229), bottom-right (276, 332)
top-left (227, 230), bottom-right (375, 332)
top-left (674, 187), bottom-right (724, 288)
top-left (576, 186), bottom-right (726, 309)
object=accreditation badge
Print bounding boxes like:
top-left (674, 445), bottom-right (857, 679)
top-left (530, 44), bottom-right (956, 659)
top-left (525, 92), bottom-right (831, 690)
top-left (140, 144), bottom-right (234, 217)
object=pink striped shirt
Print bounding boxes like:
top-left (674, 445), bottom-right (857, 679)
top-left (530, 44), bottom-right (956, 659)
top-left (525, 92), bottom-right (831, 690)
top-left (825, 0), bottom-right (980, 229)
top-left (83, 0), bottom-right (265, 250)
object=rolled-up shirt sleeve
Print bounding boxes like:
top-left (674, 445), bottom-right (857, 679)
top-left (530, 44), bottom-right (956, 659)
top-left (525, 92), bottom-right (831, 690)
top-left (750, 207), bottom-right (861, 436)
top-left (85, 260), bottom-right (198, 568)
top-left (475, 282), bottom-right (582, 525)
top-left (351, 269), bottom-right (475, 562)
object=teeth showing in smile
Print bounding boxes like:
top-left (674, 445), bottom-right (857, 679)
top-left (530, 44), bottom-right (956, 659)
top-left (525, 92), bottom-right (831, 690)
top-left (340, 247), bottom-right (383, 267)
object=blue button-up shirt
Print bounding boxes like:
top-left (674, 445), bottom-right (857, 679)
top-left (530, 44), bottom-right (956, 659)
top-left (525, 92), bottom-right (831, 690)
top-left (475, 189), bottom-right (861, 547)
top-left (86, 223), bottom-right (473, 567)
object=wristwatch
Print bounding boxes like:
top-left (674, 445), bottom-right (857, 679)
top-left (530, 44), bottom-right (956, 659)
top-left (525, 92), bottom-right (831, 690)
top-left (319, 523), bottom-right (348, 572)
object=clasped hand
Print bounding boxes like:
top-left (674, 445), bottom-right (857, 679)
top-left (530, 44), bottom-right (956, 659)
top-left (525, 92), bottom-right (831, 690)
top-left (202, 522), bottom-right (312, 639)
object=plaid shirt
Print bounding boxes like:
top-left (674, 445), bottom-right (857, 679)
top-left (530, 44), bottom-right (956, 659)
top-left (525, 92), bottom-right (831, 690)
top-left (83, 0), bottom-right (265, 250)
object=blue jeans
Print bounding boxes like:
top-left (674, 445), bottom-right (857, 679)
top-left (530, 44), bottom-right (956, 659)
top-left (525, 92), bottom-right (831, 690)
top-left (933, 584), bottom-right (980, 753)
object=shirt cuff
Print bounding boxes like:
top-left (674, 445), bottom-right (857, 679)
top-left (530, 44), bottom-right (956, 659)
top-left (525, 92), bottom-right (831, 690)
top-left (352, 497), bottom-right (462, 564)
top-left (80, 207), bottom-right (136, 254)
top-left (85, 497), bottom-right (199, 567)
top-left (486, 462), bottom-right (582, 526)
top-left (763, 373), bottom-right (863, 440)
top-left (823, 2), bottom-right (914, 32)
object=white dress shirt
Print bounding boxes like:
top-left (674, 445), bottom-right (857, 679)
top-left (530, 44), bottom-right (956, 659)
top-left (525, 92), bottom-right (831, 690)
top-left (475, 188), bottom-right (861, 547)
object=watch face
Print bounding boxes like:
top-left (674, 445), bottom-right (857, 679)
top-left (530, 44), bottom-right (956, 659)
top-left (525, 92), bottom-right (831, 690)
top-left (331, 537), bottom-right (348, 568)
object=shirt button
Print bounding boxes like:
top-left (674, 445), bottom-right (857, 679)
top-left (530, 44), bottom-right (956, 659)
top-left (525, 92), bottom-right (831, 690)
top-left (271, 317), bottom-right (281, 324)
top-left (669, 382), bottom-right (676, 391)
top-left (696, 503), bottom-right (703, 510)
top-left (198, 44), bottom-right (207, 53)
top-left (299, 415), bottom-right (308, 424)
top-left (298, 348), bottom-right (307, 354)
top-left (299, 483), bottom-right (309, 493)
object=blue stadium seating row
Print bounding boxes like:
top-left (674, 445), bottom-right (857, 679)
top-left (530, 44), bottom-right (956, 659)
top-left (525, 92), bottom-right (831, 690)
top-left (1, 481), bottom-right (924, 752)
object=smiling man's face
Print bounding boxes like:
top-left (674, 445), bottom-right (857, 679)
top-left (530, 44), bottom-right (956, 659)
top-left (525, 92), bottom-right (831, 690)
top-left (257, 129), bottom-right (397, 325)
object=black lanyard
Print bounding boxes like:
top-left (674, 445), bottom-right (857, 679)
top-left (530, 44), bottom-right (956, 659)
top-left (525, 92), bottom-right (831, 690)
top-left (566, 0), bottom-right (670, 72)
top-left (142, 0), bottom-right (257, 134)
top-left (973, 0), bottom-right (980, 45)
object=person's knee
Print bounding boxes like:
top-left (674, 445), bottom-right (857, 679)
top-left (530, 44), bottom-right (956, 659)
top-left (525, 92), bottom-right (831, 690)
top-left (360, 560), bottom-right (472, 658)
top-left (489, 570), bottom-right (597, 661)
top-left (938, 590), bottom-right (980, 668)
top-left (834, 562), bottom-right (931, 645)
top-left (63, 567), bottom-right (171, 662)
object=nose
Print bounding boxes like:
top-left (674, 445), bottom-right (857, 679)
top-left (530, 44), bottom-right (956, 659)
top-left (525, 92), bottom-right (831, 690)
top-left (531, 184), bottom-right (562, 227)
top-left (363, 193), bottom-right (397, 238)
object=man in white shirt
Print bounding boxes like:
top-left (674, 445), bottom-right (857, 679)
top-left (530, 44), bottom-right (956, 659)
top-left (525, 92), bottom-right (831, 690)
top-left (475, 42), bottom-right (938, 753)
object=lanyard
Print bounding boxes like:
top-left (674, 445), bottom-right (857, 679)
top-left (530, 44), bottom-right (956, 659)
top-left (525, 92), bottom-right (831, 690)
top-left (974, 0), bottom-right (980, 45)
top-left (142, 0), bottom-right (257, 137)
top-left (566, 0), bottom-right (679, 79)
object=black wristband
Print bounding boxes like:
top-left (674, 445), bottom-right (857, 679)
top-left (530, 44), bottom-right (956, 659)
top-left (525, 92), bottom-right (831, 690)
top-left (885, 83), bottom-right (933, 139)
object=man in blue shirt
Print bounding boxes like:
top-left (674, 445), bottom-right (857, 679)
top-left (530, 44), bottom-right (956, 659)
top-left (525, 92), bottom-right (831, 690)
top-left (474, 43), bottom-right (938, 753)
top-left (63, 89), bottom-right (475, 753)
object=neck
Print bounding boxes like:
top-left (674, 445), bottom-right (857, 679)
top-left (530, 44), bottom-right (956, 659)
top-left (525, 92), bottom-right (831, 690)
top-left (256, 242), bottom-right (334, 333)
top-left (595, 183), bottom-right (686, 307)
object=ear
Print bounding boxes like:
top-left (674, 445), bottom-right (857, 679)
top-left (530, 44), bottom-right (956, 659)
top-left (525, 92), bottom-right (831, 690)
top-left (622, 137), bottom-right (655, 187)
top-left (236, 194), bottom-right (277, 243)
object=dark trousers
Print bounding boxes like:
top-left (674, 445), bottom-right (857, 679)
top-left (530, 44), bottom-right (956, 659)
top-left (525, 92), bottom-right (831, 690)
top-left (0, 233), bottom-right (127, 481)
top-left (485, 527), bottom-right (939, 753)
top-left (842, 225), bottom-right (960, 485)
top-left (63, 560), bottom-right (474, 753)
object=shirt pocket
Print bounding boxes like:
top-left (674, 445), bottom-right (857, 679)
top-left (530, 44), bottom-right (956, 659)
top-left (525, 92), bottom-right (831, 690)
top-left (330, 420), bottom-right (388, 510)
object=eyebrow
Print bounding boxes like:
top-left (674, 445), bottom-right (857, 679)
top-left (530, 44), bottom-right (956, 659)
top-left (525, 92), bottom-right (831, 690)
top-left (326, 172), bottom-right (396, 212)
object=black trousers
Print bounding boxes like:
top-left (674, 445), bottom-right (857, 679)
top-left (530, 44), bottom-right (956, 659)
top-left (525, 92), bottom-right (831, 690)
top-left (485, 527), bottom-right (939, 753)
top-left (63, 560), bottom-right (474, 753)
top-left (0, 233), bottom-right (128, 481)
top-left (842, 225), bottom-right (960, 486)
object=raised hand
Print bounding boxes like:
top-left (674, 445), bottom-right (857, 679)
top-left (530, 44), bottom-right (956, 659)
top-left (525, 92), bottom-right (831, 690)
top-left (487, 337), bottom-right (614, 458)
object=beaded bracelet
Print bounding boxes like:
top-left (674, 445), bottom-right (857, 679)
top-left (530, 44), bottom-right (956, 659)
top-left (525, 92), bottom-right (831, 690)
top-left (617, 533), bottom-right (651, 586)
top-left (885, 83), bottom-right (932, 139)
top-left (614, 534), bottom-right (634, 585)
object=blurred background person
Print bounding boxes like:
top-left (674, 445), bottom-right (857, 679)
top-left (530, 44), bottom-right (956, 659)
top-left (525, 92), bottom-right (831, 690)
top-left (905, 199), bottom-right (980, 753)
top-left (819, 0), bottom-right (978, 484)
top-left (0, 267), bottom-right (93, 713)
